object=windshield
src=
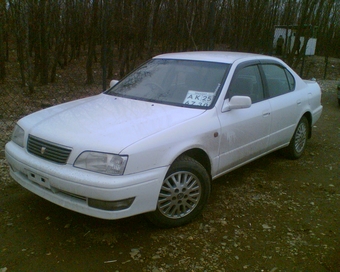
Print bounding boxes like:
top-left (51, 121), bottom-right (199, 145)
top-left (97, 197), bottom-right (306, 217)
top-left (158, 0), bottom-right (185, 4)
top-left (106, 59), bottom-right (230, 109)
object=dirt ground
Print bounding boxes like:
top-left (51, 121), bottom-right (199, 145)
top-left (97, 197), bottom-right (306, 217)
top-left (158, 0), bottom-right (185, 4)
top-left (0, 80), bottom-right (339, 272)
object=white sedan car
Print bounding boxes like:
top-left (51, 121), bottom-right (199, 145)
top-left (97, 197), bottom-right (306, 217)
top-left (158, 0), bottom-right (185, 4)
top-left (5, 52), bottom-right (323, 227)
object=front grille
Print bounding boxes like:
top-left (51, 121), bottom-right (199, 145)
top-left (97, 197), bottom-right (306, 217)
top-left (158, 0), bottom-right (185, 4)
top-left (27, 135), bottom-right (72, 164)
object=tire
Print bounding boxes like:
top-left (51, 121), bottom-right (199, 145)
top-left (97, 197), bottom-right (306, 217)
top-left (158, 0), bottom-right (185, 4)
top-left (284, 116), bottom-right (309, 159)
top-left (147, 155), bottom-right (211, 228)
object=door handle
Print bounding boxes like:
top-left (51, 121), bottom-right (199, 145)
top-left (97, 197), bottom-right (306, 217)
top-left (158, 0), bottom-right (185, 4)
top-left (262, 111), bottom-right (271, 117)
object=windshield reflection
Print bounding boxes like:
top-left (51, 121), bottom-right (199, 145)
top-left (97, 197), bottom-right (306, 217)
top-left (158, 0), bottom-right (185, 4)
top-left (106, 59), bottom-right (230, 109)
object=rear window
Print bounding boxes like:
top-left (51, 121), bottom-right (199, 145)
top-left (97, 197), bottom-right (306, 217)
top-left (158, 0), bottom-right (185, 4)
top-left (262, 64), bottom-right (295, 98)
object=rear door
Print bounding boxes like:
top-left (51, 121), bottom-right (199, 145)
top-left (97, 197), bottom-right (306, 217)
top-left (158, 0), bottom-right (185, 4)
top-left (260, 62), bottom-right (303, 150)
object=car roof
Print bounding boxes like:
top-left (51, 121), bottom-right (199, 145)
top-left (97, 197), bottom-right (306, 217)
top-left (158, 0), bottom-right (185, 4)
top-left (153, 51), bottom-right (277, 64)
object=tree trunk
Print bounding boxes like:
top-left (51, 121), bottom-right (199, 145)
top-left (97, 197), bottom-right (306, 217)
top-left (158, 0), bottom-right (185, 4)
top-left (0, 1), bottom-right (6, 81)
top-left (86, 0), bottom-right (99, 85)
top-left (39, 0), bottom-right (49, 85)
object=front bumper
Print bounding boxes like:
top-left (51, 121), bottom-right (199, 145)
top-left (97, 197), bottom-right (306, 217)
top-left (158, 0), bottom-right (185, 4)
top-left (5, 141), bottom-right (167, 220)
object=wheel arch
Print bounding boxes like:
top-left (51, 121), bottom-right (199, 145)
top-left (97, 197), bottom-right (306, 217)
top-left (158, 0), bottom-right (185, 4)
top-left (175, 148), bottom-right (212, 178)
top-left (302, 111), bottom-right (312, 138)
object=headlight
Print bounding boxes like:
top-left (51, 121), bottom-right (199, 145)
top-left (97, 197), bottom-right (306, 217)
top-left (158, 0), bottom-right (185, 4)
top-left (11, 124), bottom-right (25, 147)
top-left (74, 151), bottom-right (128, 175)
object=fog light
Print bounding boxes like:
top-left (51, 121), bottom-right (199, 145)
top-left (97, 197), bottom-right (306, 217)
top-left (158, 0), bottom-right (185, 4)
top-left (88, 197), bottom-right (135, 211)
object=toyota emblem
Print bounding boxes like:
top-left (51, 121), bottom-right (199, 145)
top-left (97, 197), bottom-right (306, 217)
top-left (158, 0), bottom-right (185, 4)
top-left (41, 147), bottom-right (46, 155)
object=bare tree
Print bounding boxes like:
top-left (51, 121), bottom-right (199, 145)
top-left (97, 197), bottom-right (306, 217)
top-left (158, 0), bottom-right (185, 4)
top-left (8, 0), bottom-right (33, 91)
top-left (38, 0), bottom-right (49, 85)
top-left (86, 0), bottom-right (99, 84)
top-left (0, 0), bottom-right (6, 81)
top-left (286, 0), bottom-right (327, 68)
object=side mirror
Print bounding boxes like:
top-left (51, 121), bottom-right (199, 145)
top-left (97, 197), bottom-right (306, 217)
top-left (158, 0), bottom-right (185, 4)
top-left (222, 96), bottom-right (252, 112)
top-left (110, 80), bottom-right (119, 88)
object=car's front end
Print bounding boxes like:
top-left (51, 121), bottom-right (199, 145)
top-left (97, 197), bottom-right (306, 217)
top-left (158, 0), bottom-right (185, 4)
top-left (5, 89), bottom-right (212, 220)
top-left (6, 137), bottom-right (166, 219)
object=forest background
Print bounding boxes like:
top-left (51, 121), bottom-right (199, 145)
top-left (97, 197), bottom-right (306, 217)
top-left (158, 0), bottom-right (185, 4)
top-left (0, 0), bottom-right (339, 87)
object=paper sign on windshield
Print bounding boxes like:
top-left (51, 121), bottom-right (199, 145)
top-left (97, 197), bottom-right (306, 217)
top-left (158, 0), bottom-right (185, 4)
top-left (183, 91), bottom-right (214, 107)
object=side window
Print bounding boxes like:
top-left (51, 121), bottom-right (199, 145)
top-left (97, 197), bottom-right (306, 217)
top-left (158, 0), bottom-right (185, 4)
top-left (228, 65), bottom-right (264, 103)
top-left (262, 64), bottom-right (295, 98)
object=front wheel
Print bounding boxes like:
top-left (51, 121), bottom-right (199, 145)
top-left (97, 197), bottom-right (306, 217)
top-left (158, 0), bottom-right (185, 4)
top-left (284, 116), bottom-right (309, 159)
top-left (147, 155), bottom-right (211, 228)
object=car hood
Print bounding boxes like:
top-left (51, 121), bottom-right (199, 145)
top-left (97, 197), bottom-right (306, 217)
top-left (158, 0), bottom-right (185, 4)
top-left (21, 94), bottom-right (205, 154)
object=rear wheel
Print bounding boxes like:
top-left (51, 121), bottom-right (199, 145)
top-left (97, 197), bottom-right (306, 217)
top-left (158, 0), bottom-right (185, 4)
top-left (284, 116), bottom-right (309, 159)
top-left (147, 155), bottom-right (211, 228)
